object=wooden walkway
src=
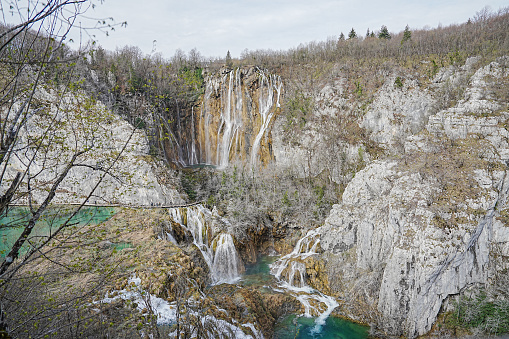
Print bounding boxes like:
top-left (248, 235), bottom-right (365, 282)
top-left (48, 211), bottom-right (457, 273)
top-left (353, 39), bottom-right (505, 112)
top-left (10, 201), bottom-right (205, 209)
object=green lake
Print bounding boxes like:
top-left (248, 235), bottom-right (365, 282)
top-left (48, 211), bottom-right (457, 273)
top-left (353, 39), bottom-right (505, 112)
top-left (0, 206), bottom-right (116, 257)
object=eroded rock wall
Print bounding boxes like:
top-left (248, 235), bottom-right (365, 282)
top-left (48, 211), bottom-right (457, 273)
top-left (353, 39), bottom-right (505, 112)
top-left (317, 57), bottom-right (509, 337)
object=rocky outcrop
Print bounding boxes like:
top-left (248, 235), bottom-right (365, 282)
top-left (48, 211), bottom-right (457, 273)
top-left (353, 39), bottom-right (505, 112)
top-left (3, 87), bottom-right (183, 206)
top-left (316, 57), bottom-right (509, 337)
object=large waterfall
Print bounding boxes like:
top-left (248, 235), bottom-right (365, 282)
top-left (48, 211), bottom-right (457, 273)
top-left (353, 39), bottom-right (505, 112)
top-left (270, 227), bottom-right (339, 333)
top-left (166, 67), bottom-right (282, 169)
top-left (164, 205), bottom-right (242, 284)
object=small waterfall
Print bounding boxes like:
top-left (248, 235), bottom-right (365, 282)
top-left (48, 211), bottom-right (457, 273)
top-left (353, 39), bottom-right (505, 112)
top-left (250, 72), bottom-right (282, 167)
top-left (270, 227), bottom-right (338, 333)
top-left (165, 205), bottom-right (242, 284)
top-left (212, 233), bottom-right (241, 283)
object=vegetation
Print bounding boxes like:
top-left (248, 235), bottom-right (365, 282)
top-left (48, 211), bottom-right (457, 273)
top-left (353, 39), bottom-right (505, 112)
top-left (1, 2), bottom-right (509, 338)
top-left (445, 291), bottom-right (509, 335)
top-left (183, 163), bottom-right (337, 241)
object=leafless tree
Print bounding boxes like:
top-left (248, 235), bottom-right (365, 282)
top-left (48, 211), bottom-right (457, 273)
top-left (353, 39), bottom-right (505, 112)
top-left (0, 1), bottom-right (137, 337)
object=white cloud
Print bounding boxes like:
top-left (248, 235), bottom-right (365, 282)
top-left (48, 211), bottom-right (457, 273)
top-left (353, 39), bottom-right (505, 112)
top-left (59, 0), bottom-right (508, 59)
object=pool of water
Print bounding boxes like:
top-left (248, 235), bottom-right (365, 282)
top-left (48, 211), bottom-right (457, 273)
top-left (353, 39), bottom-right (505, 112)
top-left (241, 254), bottom-right (280, 286)
top-left (274, 314), bottom-right (369, 339)
top-left (242, 255), bottom-right (370, 339)
top-left (0, 206), bottom-right (116, 257)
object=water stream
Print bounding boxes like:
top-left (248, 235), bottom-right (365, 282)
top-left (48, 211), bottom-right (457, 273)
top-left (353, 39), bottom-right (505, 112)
top-left (165, 205), bottom-right (242, 284)
top-left (163, 206), bottom-right (368, 337)
top-left (244, 254), bottom-right (369, 339)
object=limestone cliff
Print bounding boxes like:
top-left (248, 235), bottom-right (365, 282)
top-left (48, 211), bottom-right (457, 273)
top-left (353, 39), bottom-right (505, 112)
top-left (2, 87), bottom-right (183, 206)
top-left (315, 57), bottom-right (509, 337)
top-left (163, 67), bottom-right (282, 168)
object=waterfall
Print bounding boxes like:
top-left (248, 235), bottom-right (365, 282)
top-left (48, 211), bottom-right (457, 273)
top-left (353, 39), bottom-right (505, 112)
top-left (216, 69), bottom-right (243, 169)
top-left (194, 68), bottom-right (282, 168)
top-left (250, 72), bottom-right (282, 167)
top-left (212, 233), bottom-right (241, 283)
top-left (165, 205), bottom-right (241, 284)
top-left (190, 107), bottom-right (198, 165)
top-left (270, 227), bottom-right (338, 333)
top-left (203, 83), bottom-right (213, 164)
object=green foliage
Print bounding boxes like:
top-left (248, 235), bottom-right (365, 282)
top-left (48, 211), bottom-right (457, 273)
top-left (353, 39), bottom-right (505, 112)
top-left (181, 172), bottom-right (198, 201)
top-left (339, 32), bottom-right (345, 41)
top-left (401, 25), bottom-right (412, 44)
top-left (226, 50), bottom-right (233, 69)
top-left (394, 76), bottom-right (403, 88)
top-left (348, 28), bottom-right (357, 40)
top-left (282, 191), bottom-right (291, 207)
top-left (446, 292), bottom-right (509, 335)
top-left (447, 50), bottom-right (466, 65)
top-left (378, 25), bottom-right (391, 40)
top-left (134, 117), bottom-right (146, 129)
top-left (431, 59), bottom-right (440, 77)
top-left (354, 81), bottom-right (363, 96)
top-left (285, 92), bottom-right (314, 129)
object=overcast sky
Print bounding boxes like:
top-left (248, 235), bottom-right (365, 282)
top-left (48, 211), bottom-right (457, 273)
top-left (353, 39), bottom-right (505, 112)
top-left (68, 0), bottom-right (508, 59)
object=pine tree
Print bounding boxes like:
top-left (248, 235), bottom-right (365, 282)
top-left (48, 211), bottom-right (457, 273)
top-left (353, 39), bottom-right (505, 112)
top-left (401, 25), bottom-right (412, 44)
top-left (378, 25), bottom-right (391, 40)
top-left (366, 28), bottom-right (370, 38)
top-left (225, 50), bottom-right (233, 69)
top-left (339, 32), bottom-right (345, 41)
top-left (348, 28), bottom-right (357, 40)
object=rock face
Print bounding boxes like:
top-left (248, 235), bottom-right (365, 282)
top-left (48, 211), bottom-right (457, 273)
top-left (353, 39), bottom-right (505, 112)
top-left (164, 67), bottom-right (282, 168)
top-left (3, 87), bottom-right (183, 206)
top-left (317, 57), bottom-right (509, 337)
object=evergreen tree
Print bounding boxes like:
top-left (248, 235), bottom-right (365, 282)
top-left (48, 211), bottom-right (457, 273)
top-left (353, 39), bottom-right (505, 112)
top-left (378, 25), bottom-right (391, 40)
top-left (370, 31), bottom-right (375, 38)
top-left (348, 28), bottom-right (357, 39)
top-left (225, 50), bottom-right (233, 69)
top-left (339, 32), bottom-right (345, 41)
top-left (401, 25), bottom-right (412, 44)
top-left (366, 28), bottom-right (370, 38)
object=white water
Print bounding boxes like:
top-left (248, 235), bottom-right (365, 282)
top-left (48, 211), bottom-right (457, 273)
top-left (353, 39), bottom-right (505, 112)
top-left (203, 83), bottom-right (213, 164)
top-left (215, 70), bottom-right (243, 168)
top-left (270, 227), bottom-right (338, 334)
top-left (166, 205), bottom-right (241, 284)
top-left (212, 233), bottom-right (241, 283)
top-left (196, 68), bottom-right (281, 168)
top-left (99, 275), bottom-right (261, 338)
top-left (250, 71), bottom-right (282, 167)
top-left (189, 107), bottom-right (198, 165)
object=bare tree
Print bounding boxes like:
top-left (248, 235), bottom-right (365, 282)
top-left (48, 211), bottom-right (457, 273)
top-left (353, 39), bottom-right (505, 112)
top-left (0, 1), bottom-right (138, 337)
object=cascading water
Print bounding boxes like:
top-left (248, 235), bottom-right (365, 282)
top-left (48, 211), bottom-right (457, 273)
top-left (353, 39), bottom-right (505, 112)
top-left (189, 107), bottom-right (198, 165)
top-left (212, 233), bottom-right (241, 283)
top-left (270, 227), bottom-right (339, 334)
top-left (202, 84), bottom-right (213, 164)
top-left (176, 67), bottom-right (282, 168)
top-left (250, 71), bottom-right (282, 167)
top-left (216, 69), bottom-right (243, 168)
top-left (165, 205), bottom-right (242, 284)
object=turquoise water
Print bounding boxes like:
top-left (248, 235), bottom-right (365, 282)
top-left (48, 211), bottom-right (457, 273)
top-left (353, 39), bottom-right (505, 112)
top-left (273, 314), bottom-right (369, 339)
top-left (242, 255), bottom-right (370, 339)
top-left (0, 206), bottom-right (116, 257)
top-left (241, 254), bottom-right (280, 286)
